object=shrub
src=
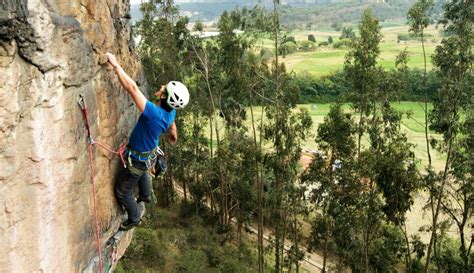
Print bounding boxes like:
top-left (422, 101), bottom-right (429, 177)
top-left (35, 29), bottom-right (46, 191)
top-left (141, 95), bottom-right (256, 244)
top-left (328, 36), bottom-right (333, 44)
top-left (175, 249), bottom-right (208, 272)
top-left (318, 41), bottom-right (329, 47)
top-left (279, 41), bottom-right (297, 56)
top-left (282, 35), bottom-right (296, 44)
top-left (293, 71), bottom-right (350, 103)
top-left (397, 33), bottom-right (434, 42)
top-left (340, 26), bottom-right (355, 40)
top-left (308, 34), bottom-right (316, 43)
top-left (298, 40), bottom-right (316, 51)
top-left (333, 38), bottom-right (352, 49)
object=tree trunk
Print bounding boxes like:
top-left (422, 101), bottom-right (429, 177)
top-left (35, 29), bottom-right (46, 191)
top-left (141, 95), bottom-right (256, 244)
top-left (357, 111), bottom-right (363, 160)
top-left (424, 139), bottom-right (453, 272)
top-left (421, 30), bottom-right (432, 167)
top-left (401, 223), bottom-right (412, 273)
top-left (249, 93), bottom-right (265, 273)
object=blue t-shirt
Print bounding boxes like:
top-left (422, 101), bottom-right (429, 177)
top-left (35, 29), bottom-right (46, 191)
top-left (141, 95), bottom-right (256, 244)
top-left (128, 101), bottom-right (176, 159)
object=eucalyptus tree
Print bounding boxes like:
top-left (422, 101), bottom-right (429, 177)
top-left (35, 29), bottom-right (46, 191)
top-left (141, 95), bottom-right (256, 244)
top-left (302, 104), bottom-right (357, 273)
top-left (408, 0), bottom-right (434, 167)
top-left (344, 9), bottom-right (382, 159)
top-left (263, 4), bottom-right (313, 272)
top-left (424, 1), bottom-right (474, 271)
top-left (344, 9), bottom-right (383, 271)
top-left (343, 9), bottom-right (422, 272)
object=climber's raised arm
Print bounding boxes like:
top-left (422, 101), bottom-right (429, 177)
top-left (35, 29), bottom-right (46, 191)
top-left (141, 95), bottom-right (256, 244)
top-left (106, 52), bottom-right (146, 112)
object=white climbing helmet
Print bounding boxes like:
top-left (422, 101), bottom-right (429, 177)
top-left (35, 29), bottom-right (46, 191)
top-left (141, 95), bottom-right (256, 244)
top-left (166, 81), bottom-right (189, 109)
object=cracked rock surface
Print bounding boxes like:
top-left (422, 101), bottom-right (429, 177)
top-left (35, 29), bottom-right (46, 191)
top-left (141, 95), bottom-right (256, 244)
top-left (0, 0), bottom-right (145, 272)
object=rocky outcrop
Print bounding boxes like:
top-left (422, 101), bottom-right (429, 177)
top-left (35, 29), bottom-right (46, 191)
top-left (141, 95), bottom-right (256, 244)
top-left (0, 0), bottom-right (145, 272)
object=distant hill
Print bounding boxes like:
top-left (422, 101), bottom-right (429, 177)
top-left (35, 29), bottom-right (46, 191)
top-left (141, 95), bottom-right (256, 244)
top-left (130, 0), bottom-right (445, 27)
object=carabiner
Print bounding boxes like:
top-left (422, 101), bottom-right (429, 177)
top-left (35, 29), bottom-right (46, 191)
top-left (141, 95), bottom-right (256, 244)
top-left (78, 94), bottom-right (86, 110)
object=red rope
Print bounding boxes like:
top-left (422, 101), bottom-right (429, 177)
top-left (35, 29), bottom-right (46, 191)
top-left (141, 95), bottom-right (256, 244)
top-left (79, 95), bottom-right (128, 273)
top-left (88, 143), bottom-right (104, 273)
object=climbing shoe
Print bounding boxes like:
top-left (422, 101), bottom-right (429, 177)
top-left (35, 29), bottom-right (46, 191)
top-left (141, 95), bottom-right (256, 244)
top-left (119, 219), bottom-right (141, 231)
top-left (137, 196), bottom-right (151, 203)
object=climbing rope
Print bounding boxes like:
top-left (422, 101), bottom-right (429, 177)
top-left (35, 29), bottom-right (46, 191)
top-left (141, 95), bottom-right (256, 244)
top-left (78, 94), bottom-right (127, 273)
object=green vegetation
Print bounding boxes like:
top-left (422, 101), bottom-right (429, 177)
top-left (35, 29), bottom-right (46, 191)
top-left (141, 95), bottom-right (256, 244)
top-left (116, 205), bottom-right (261, 273)
top-left (125, 1), bottom-right (472, 272)
top-left (294, 102), bottom-right (445, 170)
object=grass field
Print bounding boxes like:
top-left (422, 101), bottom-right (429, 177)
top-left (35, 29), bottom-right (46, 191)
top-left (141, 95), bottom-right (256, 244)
top-left (256, 23), bottom-right (441, 78)
top-left (295, 102), bottom-right (444, 171)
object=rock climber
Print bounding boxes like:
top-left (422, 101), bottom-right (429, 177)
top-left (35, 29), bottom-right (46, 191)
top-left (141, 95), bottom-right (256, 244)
top-left (105, 52), bottom-right (189, 231)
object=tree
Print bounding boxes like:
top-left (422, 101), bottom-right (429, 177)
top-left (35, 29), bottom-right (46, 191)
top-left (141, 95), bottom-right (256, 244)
top-left (328, 36), bottom-right (333, 44)
top-left (343, 8), bottom-right (420, 272)
top-left (263, 3), bottom-right (313, 272)
top-left (424, 1), bottom-right (474, 271)
top-left (340, 26), bottom-right (356, 40)
top-left (342, 9), bottom-right (385, 270)
top-left (344, 8), bottom-right (382, 159)
top-left (302, 104), bottom-right (357, 273)
top-left (193, 20), bottom-right (204, 32)
top-left (408, 0), bottom-right (434, 167)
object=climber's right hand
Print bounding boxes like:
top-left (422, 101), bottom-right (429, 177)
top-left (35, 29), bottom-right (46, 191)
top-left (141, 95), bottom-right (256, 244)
top-left (105, 52), bottom-right (119, 68)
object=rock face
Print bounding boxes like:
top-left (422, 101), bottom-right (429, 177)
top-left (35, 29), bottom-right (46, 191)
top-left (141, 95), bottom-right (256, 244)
top-left (0, 0), bottom-right (145, 272)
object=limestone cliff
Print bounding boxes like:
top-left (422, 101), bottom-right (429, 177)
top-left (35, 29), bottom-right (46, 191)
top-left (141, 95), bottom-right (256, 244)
top-left (0, 0), bottom-right (145, 272)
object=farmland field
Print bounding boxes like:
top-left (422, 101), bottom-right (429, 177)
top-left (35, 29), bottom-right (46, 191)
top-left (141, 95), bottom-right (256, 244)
top-left (256, 23), bottom-right (441, 77)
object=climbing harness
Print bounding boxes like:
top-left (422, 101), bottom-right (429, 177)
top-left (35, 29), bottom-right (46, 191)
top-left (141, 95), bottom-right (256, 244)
top-left (78, 94), bottom-right (128, 273)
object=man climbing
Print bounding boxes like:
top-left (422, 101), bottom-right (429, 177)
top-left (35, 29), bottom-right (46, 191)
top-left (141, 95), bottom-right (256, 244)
top-left (105, 52), bottom-right (189, 231)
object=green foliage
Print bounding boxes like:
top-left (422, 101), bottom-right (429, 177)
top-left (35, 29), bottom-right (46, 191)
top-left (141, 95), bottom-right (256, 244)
top-left (340, 26), bottom-right (356, 40)
top-left (308, 34), bottom-right (316, 43)
top-left (278, 1), bottom-right (417, 29)
top-left (368, 224), bottom-right (406, 272)
top-left (318, 41), bottom-right (329, 47)
top-left (397, 32), bottom-right (433, 42)
top-left (394, 68), bottom-right (440, 101)
top-left (407, 0), bottom-right (433, 36)
top-left (316, 104), bottom-right (356, 160)
top-left (423, 1), bottom-right (474, 270)
top-left (292, 72), bottom-right (348, 103)
top-left (332, 38), bottom-right (352, 49)
top-left (327, 36), bottom-right (333, 44)
top-left (129, 2), bottom-right (470, 273)
top-left (278, 41), bottom-right (297, 56)
top-left (298, 40), bottom-right (316, 51)
top-left (282, 35), bottom-right (296, 44)
top-left (119, 205), bottom-right (258, 273)
top-left (193, 20), bottom-right (204, 32)
top-left (431, 237), bottom-right (466, 272)
top-left (344, 8), bottom-right (382, 113)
